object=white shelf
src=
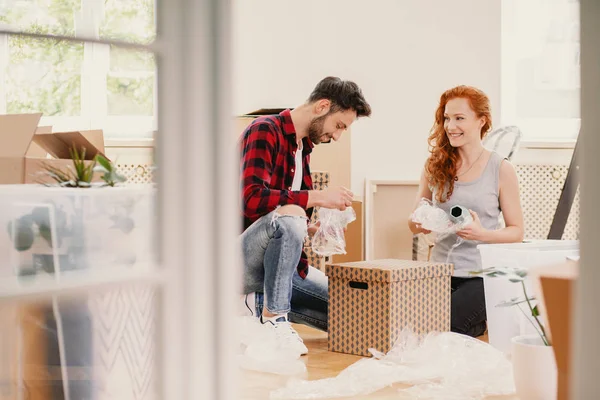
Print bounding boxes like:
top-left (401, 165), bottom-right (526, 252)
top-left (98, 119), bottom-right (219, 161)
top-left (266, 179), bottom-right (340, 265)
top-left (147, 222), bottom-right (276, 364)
top-left (0, 266), bottom-right (164, 303)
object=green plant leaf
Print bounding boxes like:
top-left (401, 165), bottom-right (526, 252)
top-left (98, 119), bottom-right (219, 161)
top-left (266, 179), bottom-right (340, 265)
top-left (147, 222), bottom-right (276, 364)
top-left (532, 305), bottom-right (540, 317)
top-left (114, 172), bottom-right (127, 182)
top-left (91, 155), bottom-right (127, 186)
top-left (95, 154), bottom-right (112, 171)
top-left (93, 165), bottom-right (109, 174)
top-left (497, 296), bottom-right (536, 307)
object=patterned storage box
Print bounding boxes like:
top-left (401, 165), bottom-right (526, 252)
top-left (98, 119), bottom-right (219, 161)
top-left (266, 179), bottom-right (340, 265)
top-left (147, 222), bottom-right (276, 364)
top-left (326, 259), bottom-right (453, 356)
top-left (305, 171), bottom-right (329, 271)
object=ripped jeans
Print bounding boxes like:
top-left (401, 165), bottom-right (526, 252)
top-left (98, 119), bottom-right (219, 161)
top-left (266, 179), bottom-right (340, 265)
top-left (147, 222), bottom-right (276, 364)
top-left (241, 208), bottom-right (329, 331)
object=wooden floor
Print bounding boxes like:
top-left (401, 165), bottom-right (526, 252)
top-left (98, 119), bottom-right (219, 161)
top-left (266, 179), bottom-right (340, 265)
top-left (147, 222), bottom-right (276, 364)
top-left (241, 324), bottom-right (519, 400)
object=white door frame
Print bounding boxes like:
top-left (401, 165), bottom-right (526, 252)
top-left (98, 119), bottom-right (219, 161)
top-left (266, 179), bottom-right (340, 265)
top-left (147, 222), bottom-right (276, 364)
top-left (573, 0), bottom-right (600, 397)
top-left (157, 0), bottom-right (237, 399)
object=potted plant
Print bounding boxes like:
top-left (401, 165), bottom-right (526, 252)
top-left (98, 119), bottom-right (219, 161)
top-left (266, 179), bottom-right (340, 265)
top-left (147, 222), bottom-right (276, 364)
top-left (474, 266), bottom-right (557, 400)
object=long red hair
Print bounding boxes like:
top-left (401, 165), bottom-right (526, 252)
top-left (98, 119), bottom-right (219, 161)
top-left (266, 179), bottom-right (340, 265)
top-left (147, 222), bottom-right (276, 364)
top-left (426, 86), bottom-right (492, 203)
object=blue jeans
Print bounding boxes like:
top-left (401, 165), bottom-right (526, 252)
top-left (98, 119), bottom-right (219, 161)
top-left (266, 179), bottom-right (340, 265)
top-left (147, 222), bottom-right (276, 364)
top-left (451, 277), bottom-right (487, 337)
top-left (241, 208), bottom-right (328, 331)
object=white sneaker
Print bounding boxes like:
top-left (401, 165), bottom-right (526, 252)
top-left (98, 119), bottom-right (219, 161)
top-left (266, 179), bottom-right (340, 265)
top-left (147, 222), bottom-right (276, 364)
top-left (261, 315), bottom-right (308, 356)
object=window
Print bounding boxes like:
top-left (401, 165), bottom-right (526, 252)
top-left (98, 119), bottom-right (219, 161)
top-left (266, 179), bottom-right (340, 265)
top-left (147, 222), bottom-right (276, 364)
top-left (501, 0), bottom-right (580, 143)
top-left (0, 0), bottom-right (238, 397)
top-left (0, 0), bottom-right (157, 139)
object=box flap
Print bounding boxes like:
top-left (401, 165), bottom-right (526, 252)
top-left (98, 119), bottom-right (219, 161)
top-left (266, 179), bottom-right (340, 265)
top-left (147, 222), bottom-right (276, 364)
top-left (326, 259), bottom-right (453, 282)
top-left (36, 126), bottom-right (52, 134)
top-left (241, 108), bottom-right (289, 117)
top-left (80, 129), bottom-right (105, 154)
top-left (26, 126), bottom-right (52, 158)
top-left (32, 130), bottom-right (106, 160)
top-left (0, 113), bottom-right (42, 157)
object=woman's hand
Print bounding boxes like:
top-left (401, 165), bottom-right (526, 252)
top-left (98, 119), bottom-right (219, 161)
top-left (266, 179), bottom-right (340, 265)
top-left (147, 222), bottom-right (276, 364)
top-left (456, 210), bottom-right (487, 241)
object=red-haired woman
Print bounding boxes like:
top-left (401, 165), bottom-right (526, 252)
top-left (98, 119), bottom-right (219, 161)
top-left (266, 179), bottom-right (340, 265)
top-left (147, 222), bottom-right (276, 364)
top-left (408, 86), bottom-right (524, 337)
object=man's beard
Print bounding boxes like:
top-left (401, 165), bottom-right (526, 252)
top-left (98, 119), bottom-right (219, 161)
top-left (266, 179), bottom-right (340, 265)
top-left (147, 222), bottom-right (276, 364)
top-left (308, 114), bottom-right (329, 144)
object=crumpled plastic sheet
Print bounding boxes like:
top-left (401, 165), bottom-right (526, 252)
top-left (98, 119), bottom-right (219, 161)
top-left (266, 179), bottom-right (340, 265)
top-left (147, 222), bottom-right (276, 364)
top-left (312, 207), bottom-right (356, 256)
top-left (270, 328), bottom-right (515, 400)
top-left (237, 316), bottom-right (307, 376)
top-left (410, 198), bottom-right (472, 236)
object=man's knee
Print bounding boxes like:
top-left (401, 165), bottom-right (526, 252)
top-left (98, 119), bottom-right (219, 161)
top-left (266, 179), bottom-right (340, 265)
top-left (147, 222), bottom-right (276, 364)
top-left (273, 206), bottom-right (308, 242)
top-left (277, 205), bottom-right (307, 218)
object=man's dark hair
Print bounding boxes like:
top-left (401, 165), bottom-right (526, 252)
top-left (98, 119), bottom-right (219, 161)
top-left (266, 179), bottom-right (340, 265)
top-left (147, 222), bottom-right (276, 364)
top-left (307, 76), bottom-right (372, 118)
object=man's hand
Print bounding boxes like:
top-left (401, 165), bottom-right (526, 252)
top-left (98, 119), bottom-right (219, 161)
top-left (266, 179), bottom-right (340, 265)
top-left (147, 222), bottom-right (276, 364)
top-left (308, 221), bottom-right (320, 237)
top-left (319, 186), bottom-right (353, 210)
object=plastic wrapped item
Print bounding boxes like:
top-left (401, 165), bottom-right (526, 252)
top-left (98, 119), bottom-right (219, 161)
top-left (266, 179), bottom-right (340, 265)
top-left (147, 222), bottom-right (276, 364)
top-left (410, 198), bottom-right (472, 235)
top-left (311, 207), bottom-right (356, 256)
top-left (270, 328), bottom-right (515, 400)
top-left (448, 205), bottom-right (473, 227)
top-left (238, 316), bottom-right (307, 376)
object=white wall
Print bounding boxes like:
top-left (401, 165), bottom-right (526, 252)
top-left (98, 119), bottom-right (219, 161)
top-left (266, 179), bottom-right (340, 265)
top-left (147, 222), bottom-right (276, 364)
top-left (232, 0), bottom-right (501, 196)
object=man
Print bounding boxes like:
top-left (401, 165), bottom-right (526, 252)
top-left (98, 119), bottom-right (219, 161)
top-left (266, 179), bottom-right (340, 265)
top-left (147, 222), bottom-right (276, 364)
top-left (239, 76), bottom-right (372, 354)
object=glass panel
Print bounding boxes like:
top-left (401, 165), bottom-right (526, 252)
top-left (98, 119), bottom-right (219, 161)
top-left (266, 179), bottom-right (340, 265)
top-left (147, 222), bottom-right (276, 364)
top-left (100, 0), bottom-right (156, 44)
top-left (0, 185), bottom-right (156, 279)
top-left (5, 35), bottom-right (83, 116)
top-left (107, 46), bottom-right (155, 116)
top-left (110, 45), bottom-right (155, 72)
top-left (107, 76), bottom-right (154, 116)
top-left (0, 0), bottom-right (80, 36)
top-left (0, 0), bottom-right (156, 45)
top-left (0, 283), bottom-right (159, 399)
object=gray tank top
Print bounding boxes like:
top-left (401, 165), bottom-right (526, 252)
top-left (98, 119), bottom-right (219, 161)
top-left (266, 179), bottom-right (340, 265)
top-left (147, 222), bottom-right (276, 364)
top-left (431, 151), bottom-right (504, 276)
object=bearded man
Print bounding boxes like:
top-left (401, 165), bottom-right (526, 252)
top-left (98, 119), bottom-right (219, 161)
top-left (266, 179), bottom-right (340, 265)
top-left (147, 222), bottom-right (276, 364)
top-left (238, 76), bottom-right (372, 354)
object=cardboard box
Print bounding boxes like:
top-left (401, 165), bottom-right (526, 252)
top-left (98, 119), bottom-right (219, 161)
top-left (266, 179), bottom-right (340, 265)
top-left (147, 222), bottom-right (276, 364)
top-left (0, 113), bottom-right (106, 184)
top-left (310, 130), bottom-right (351, 190)
top-left (535, 260), bottom-right (578, 400)
top-left (235, 108), bottom-right (288, 141)
top-left (236, 109), bottom-right (351, 188)
top-left (326, 259), bottom-right (453, 356)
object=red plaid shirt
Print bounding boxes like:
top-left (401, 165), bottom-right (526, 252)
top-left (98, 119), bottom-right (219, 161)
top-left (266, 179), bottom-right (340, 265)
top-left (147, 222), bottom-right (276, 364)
top-left (240, 109), bottom-right (314, 279)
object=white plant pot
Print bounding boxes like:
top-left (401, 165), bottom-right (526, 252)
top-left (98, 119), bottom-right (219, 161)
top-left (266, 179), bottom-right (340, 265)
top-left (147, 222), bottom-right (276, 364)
top-left (511, 334), bottom-right (557, 400)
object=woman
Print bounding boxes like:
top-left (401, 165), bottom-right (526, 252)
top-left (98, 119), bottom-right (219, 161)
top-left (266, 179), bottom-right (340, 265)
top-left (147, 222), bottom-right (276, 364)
top-left (408, 85), bottom-right (524, 337)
